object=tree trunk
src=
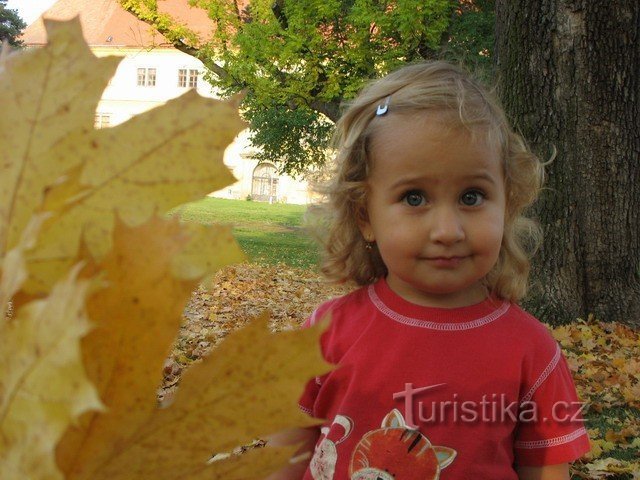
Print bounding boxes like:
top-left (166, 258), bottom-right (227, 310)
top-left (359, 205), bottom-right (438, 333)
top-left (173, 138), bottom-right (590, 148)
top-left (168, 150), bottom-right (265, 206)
top-left (495, 1), bottom-right (640, 326)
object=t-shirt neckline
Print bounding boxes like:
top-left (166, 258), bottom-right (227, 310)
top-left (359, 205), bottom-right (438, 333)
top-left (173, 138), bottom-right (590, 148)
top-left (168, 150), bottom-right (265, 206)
top-left (369, 277), bottom-right (510, 330)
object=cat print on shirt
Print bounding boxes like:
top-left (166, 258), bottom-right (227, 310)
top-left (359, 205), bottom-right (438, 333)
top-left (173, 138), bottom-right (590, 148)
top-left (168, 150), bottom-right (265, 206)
top-left (310, 415), bottom-right (354, 480)
top-left (349, 409), bottom-right (457, 479)
top-left (311, 409), bottom-right (456, 480)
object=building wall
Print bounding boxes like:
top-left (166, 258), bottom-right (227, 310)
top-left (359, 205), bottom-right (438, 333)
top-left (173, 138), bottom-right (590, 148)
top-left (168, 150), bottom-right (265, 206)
top-left (92, 46), bottom-right (216, 123)
top-left (91, 46), bottom-right (313, 204)
top-left (214, 130), bottom-right (316, 205)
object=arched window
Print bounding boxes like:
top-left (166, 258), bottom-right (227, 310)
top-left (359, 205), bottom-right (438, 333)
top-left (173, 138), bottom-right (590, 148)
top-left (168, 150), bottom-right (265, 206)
top-left (251, 163), bottom-right (279, 202)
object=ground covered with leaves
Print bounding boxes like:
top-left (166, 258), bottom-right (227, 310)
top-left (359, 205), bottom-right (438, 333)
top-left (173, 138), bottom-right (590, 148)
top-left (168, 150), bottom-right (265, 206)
top-left (160, 263), bottom-right (350, 406)
top-left (166, 263), bottom-right (640, 480)
top-left (552, 321), bottom-right (640, 478)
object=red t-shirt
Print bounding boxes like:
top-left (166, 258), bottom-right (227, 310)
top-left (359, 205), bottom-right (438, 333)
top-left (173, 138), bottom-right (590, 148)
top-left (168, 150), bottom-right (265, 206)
top-left (299, 278), bottom-right (590, 479)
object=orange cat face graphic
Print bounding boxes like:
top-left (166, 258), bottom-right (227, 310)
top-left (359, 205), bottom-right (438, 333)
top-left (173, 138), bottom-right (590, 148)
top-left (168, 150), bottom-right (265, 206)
top-left (349, 409), bottom-right (456, 480)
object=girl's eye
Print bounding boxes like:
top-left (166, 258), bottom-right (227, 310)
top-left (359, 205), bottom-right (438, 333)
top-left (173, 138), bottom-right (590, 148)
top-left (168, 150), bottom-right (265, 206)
top-left (461, 190), bottom-right (485, 206)
top-left (402, 190), bottom-right (426, 207)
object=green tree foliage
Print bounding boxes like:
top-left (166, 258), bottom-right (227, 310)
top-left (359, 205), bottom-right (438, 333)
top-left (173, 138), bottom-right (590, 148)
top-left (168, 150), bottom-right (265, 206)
top-left (0, 0), bottom-right (26, 47)
top-left (442, 0), bottom-right (494, 82)
top-left (121, 0), bottom-right (494, 175)
top-left (245, 101), bottom-right (335, 174)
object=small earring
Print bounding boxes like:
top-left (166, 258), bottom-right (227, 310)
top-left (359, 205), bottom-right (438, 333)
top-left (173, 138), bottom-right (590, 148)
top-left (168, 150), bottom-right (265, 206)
top-left (364, 237), bottom-right (374, 250)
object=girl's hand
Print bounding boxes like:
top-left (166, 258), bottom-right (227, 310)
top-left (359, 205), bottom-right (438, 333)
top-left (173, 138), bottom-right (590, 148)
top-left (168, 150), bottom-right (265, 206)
top-left (516, 463), bottom-right (570, 480)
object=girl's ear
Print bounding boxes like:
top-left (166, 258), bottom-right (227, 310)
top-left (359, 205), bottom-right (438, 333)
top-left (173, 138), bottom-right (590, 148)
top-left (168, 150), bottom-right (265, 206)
top-left (355, 204), bottom-right (374, 242)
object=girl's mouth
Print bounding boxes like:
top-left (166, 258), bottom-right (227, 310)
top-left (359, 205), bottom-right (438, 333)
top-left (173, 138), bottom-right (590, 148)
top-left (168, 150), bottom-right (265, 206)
top-left (425, 256), bottom-right (467, 267)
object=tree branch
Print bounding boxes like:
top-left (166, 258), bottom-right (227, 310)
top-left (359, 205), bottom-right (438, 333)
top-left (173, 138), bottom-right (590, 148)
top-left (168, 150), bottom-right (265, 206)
top-left (271, 0), bottom-right (289, 30)
top-left (309, 99), bottom-right (341, 122)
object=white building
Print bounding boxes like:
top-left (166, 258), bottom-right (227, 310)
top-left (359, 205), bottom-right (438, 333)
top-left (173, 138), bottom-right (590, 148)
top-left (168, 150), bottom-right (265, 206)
top-left (22, 0), bottom-right (315, 204)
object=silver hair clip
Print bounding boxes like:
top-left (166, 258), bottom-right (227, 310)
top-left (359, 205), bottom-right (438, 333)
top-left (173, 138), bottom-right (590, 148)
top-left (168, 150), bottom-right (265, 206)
top-left (376, 96), bottom-right (391, 116)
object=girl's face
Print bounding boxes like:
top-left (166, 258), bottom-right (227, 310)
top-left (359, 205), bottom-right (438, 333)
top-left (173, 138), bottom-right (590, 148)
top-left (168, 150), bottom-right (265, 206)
top-left (358, 112), bottom-right (505, 308)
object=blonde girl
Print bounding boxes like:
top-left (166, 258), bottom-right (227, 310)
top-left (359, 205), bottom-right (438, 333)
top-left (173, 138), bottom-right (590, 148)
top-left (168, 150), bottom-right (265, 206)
top-left (268, 61), bottom-right (589, 480)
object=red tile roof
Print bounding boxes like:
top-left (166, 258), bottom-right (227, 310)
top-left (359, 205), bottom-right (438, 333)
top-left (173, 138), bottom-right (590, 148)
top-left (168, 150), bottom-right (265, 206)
top-left (22, 0), bottom-right (213, 47)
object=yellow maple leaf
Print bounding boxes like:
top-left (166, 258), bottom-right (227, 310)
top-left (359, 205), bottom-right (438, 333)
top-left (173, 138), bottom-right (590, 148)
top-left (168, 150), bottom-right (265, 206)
top-left (605, 427), bottom-right (636, 444)
top-left (28, 84), bottom-right (242, 288)
top-left (1, 17), bottom-right (331, 480)
top-left (51, 218), bottom-right (326, 480)
top-left (0, 216), bottom-right (46, 317)
top-left (55, 214), bottom-right (241, 477)
top-left (551, 325), bottom-right (573, 347)
top-left (1, 17), bottom-right (243, 295)
top-left (0, 18), bottom-right (119, 259)
top-left (0, 214), bottom-right (99, 480)
top-left (53, 217), bottom-right (323, 480)
top-left (61, 301), bottom-right (328, 479)
top-left (622, 382), bottom-right (640, 407)
top-left (585, 438), bottom-right (616, 460)
top-left (0, 257), bottom-right (102, 480)
top-left (585, 457), bottom-right (635, 475)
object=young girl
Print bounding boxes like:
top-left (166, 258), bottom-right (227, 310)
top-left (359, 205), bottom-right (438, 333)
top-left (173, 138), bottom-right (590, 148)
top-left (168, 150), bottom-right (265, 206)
top-left (267, 61), bottom-right (590, 480)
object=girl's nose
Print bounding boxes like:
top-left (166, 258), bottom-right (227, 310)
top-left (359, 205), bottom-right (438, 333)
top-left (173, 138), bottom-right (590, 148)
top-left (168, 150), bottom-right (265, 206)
top-left (429, 207), bottom-right (465, 244)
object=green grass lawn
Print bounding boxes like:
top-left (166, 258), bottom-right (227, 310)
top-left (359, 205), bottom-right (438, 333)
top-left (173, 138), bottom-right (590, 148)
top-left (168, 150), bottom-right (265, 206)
top-left (174, 197), bottom-right (319, 269)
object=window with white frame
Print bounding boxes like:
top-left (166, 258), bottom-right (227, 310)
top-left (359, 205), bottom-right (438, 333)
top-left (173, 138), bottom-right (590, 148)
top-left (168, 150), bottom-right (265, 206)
top-left (137, 67), bottom-right (157, 87)
top-left (94, 113), bottom-right (111, 129)
top-left (178, 68), bottom-right (198, 88)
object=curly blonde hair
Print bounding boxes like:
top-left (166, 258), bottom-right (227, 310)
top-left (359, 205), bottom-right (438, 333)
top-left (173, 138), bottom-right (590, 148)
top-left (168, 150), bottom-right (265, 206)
top-left (310, 61), bottom-right (544, 303)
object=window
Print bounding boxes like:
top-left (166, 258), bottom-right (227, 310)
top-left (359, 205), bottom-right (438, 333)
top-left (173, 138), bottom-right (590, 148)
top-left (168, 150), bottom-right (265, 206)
top-left (188, 69), bottom-right (198, 88)
top-left (137, 67), bottom-right (156, 87)
top-left (178, 68), bottom-right (199, 88)
top-left (94, 113), bottom-right (111, 129)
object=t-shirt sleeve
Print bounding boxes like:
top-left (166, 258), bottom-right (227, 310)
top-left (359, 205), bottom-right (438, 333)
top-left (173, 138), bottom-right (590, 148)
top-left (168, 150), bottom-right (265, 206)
top-left (514, 342), bottom-right (591, 466)
top-left (298, 304), bottom-right (330, 416)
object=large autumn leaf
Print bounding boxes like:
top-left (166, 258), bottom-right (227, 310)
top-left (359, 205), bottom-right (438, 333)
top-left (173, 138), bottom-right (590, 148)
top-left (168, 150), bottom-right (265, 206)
top-left (1, 15), bottom-right (331, 480)
top-left (53, 216), bottom-right (327, 480)
top-left (0, 220), bottom-right (102, 479)
top-left (0, 17), bottom-right (242, 295)
top-left (0, 18), bottom-right (119, 259)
